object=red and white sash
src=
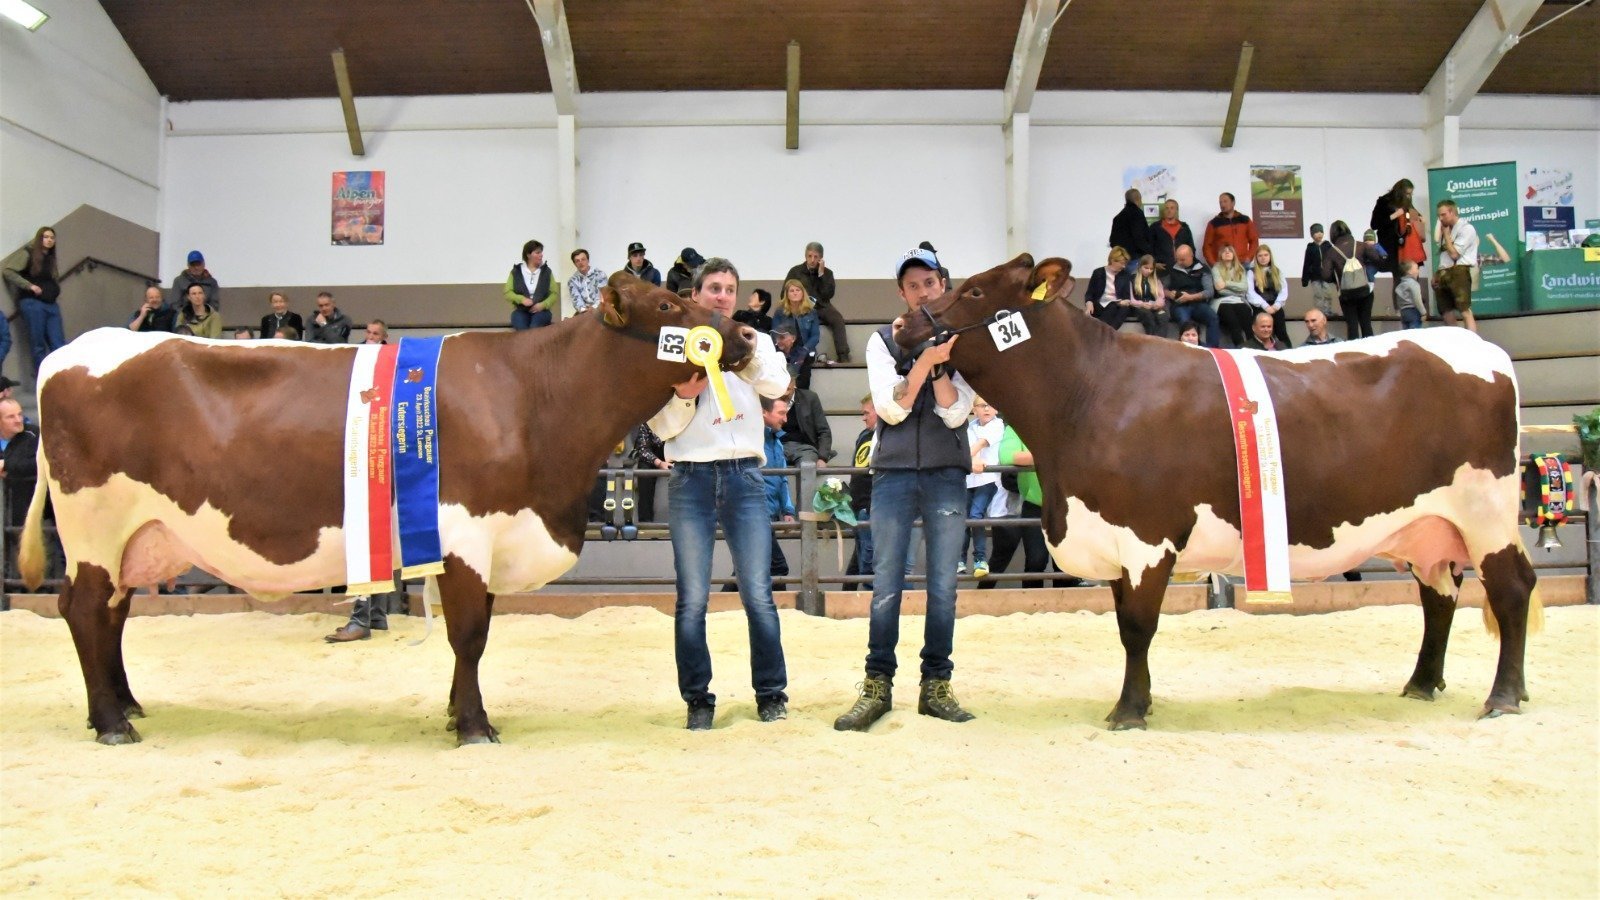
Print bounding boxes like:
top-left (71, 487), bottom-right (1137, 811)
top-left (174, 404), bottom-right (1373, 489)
top-left (343, 343), bottom-right (401, 594)
top-left (1207, 349), bottom-right (1292, 603)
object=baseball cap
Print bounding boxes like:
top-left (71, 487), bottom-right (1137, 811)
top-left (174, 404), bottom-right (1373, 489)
top-left (0, 375), bottom-right (17, 391)
top-left (679, 247), bottom-right (705, 268)
top-left (627, 242), bottom-right (646, 255)
top-left (186, 250), bottom-right (205, 264)
top-left (918, 240), bottom-right (938, 254)
top-left (895, 247), bottom-right (941, 280)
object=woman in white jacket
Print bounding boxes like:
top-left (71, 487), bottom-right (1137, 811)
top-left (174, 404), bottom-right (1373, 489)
top-left (1245, 243), bottom-right (1292, 348)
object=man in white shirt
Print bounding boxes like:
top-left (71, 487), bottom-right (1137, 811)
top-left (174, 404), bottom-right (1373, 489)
top-left (1433, 199), bottom-right (1480, 333)
top-left (648, 257), bottom-right (793, 730)
top-left (834, 247), bottom-right (977, 732)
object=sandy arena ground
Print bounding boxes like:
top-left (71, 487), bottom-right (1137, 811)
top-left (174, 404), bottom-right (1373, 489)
top-left (1, 604), bottom-right (1595, 897)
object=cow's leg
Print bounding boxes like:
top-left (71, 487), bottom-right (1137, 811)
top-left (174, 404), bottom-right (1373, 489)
top-left (106, 590), bottom-right (143, 719)
top-left (58, 563), bottom-right (140, 744)
top-left (1402, 566), bottom-right (1462, 701)
top-left (1475, 544), bottom-right (1536, 718)
top-left (1106, 553), bottom-right (1175, 730)
top-left (438, 558), bottom-right (498, 745)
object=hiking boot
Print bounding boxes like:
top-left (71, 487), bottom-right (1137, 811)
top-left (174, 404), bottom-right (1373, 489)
top-left (833, 676), bottom-right (892, 732)
top-left (757, 696), bottom-right (788, 722)
top-left (686, 702), bottom-right (715, 731)
top-left (918, 678), bottom-right (976, 723)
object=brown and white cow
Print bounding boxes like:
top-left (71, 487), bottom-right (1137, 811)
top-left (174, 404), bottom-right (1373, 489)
top-left (19, 274), bottom-right (755, 745)
top-left (897, 254), bottom-right (1541, 729)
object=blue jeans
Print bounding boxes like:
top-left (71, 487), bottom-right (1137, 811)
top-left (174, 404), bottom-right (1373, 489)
top-left (511, 305), bottom-right (552, 330)
top-left (962, 483), bottom-right (997, 565)
top-left (866, 467), bottom-right (966, 681)
top-left (19, 297), bottom-right (65, 375)
top-left (1400, 307), bottom-right (1422, 329)
top-left (0, 313), bottom-right (11, 370)
top-left (669, 459), bottom-right (787, 706)
top-left (1172, 300), bottom-right (1221, 347)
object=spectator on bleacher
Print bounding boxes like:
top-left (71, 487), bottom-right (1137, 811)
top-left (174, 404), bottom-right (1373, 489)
top-left (177, 284), bottom-right (223, 339)
top-left (1322, 221), bottom-right (1384, 341)
top-left (649, 256), bottom-right (790, 729)
top-left (1203, 192), bottom-right (1259, 266)
top-left (1394, 260), bottom-right (1424, 329)
top-left (735, 288), bottom-right (773, 333)
top-left (844, 394), bottom-right (877, 591)
top-left (1246, 243), bottom-right (1292, 348)
top-left (3, 226), bottom-right (63, 375)
top-left (505, 239), bottom-right (555, 330)
top-left (129, 285), bottom-right (177, 333)
top-left (365, 319), bottom-right (389, 344)
top-left (632, 422), bottom-right (668, 524)
top-left (786, 242), bottom-right (851, 363)
top-left (1244, 311), bottom-right (1284, 351)
top-left (259, 291), bottom-right (302, 342)
top-left (622, 242), bottom-right (662, 287)
top-left (1300, 223), bottom-right (1338, 316)
top-left (1164, 245), bottom-right (1220, 347)
top-left (992, 422), bottom-right (1068, 589)
top-left (1396, 206), bottom-right (1430, 314)
top-left (231, 328), bottom-right (251, 340)
top-left (1210, 244), bottom-right (1251, 348)
top-left (1085, 247), bottom-right (1133, 330)
top-left (1125, 254), bottom-right (1168, 337)
top-left (567, 249), bottom-right (607, 315)
top-left (782, 380), bottom-right (833, 464)
top-left (1302, 308), bottom-right (1340, 346)
top-left (306, 291), bottom-right (353, 344)
top-left (1148, 199), bottom-right (1198, 271)
top-left (773, 279), bottom-right (819, 354)
top-left (961, 397), bottom-right (1003, 579)
top-left (274, 326), bottom-right (300, 341)
top-left (170, 249), bottom-right (219, 310)
top-left (1, 398), bottom-right (39, 529)
top-left (665, 248), bottom-right (705, 297)
top-left (1369, 178), bottom-right (1414, 276)
top-left (1108, 188), bottom-right (1154, 263)
top-left (761, 395), bottom-right (797, 579)
top-left (771, 324), bottom-right (814, 389)
top-left (1176, 320), bottom-right (1202, 346)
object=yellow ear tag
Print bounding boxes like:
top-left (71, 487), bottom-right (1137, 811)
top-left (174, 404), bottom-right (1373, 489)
top-left (1031, 282), bottom-right (1050, 302)
top-left (684, 325), bottom-right (736, 421)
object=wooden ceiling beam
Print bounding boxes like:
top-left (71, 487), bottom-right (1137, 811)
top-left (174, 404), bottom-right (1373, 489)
top-left (330, 48), bottom-right (364, 157)
top-left (1003, 0), bottom-right (1066, 119)
top-left (529, 0), bottom-right (580, 114)
top-left (1424, 0), bottom-right (1543, 120)
top-left (1220, 42), bottom-right (1253, 149)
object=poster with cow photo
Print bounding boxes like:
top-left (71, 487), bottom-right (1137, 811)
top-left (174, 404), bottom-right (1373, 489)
top-left (1123, 165), bottom-right (1176, 224)
top-left (332, 171), bottom-right (385, 245)
top-left (1250, 164), bottom-right (1303, 238)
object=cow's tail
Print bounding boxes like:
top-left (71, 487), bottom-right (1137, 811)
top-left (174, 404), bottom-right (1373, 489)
top-left (17, 451), bottom-right (50, 591)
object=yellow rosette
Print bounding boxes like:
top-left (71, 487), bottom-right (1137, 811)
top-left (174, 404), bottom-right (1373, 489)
top-left (685, 325), bottom-right (736, 421)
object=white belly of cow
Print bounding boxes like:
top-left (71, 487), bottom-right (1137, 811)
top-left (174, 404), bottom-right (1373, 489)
top-left (1045, 463), bottom-right (1516, 591)
top-left (53, 475), bottom-right (578, 599)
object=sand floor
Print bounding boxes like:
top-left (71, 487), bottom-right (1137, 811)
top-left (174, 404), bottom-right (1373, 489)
top-left (1, 604), bottom-right (1595, 897)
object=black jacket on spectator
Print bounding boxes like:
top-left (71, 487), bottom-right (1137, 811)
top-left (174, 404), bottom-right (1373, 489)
top-left (1369, 195), bottom-right (1407, 274)
top-left (849, 428), bottom-right (873, 513)
top-left (1147, 219), bottom-right (1199, 269)
top-left (1108, 201), bottom-right (1154, 260)
top-left (4, 425), bottom-right (39, 527)
top-left (785, 263), bottom-right (837, 308)
top-left (733, 310), bottom-right (773, 333)
top-left (1301, 240), bottom-right (1335, 286)
top-left (306, 309), bottom-right (354, 344)
top-left (260, 311), bottom-right (304, 340)
top-left (130, 305), bottom-right (179, 333)
top-left (1083, 266), bottom-right (1133, 310)
top-left (782, 387), bottom-right (834, 462)
top-left (622, 260), bottom-right (662, 287)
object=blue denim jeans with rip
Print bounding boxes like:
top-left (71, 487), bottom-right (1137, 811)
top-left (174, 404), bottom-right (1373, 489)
top-left (669, 459), bottom-right (787, 707)
top-left (865, 467), bottom-right (967, 681)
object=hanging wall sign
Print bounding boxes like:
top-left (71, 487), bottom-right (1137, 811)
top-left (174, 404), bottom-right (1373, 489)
top-left (332, 171), bottom-right (386, 246)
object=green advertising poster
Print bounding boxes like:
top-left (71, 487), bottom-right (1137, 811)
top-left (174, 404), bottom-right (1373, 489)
top-left (1427, 161), bottom-right (1521, 314)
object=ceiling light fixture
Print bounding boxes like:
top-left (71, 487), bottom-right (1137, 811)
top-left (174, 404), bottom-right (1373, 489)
top-left (0, 0), bottom-right (49, 31)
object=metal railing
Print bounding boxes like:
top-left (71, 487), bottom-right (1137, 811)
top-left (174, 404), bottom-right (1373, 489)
top-left (3, 458), bottom-right (1594, 614)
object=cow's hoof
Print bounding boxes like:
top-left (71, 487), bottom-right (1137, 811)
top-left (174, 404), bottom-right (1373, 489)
top-left (96, 723), bottom-right (142, 745)
top-left (456, 728), bottom-right (500, 747)
top-left (1478, 701), bottom-right (1522, 720)
top-left (1105, 706), bottom-right (1148, 731)
top-left (123, 702), bottom-right (146, 719)
top-left (1401, 683), bottom-right (1437, 702)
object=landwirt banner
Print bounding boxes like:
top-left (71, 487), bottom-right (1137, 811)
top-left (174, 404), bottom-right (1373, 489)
top-left (1427, 161), bottom-right (1520, 315)
top-left (332, 171), bottom-right (385, 245)
top-left (1249, 164), bottom-right (1303, 239)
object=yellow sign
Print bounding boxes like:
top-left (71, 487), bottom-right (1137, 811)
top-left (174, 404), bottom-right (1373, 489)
top-left (1583, 247), bottom-right (1600, 263)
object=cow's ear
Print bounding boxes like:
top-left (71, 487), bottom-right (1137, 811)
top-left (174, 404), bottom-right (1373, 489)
top-left (1027, 257), bottom-right (1075, 303)
top-left (599, 286), bottom-right (628, 328)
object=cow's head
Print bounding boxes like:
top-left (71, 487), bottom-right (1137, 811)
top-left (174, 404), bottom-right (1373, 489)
top-left (598, 272), bottom-right (754, 371)
top-left (893, 253), bottom-right (1074, 370)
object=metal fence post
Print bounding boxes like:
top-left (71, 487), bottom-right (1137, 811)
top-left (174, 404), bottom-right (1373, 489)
top-left (796, 459), bottom-right (824, 616)
top-left (1206, 572), bottom-right (1234, 610)
top-left (1587, 478), bottom-right (1598, 605)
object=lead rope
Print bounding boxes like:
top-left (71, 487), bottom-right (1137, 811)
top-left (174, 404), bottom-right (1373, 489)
top-left (408, 574), bottom-right (438, 647)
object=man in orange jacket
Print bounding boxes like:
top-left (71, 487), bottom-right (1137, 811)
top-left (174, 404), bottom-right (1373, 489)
top-left (1202, 192), bottom-right (1260, 266)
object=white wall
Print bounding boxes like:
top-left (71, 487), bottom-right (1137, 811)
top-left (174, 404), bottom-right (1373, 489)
top-left (0, 0), bottom-right (161, 248)
top-left (157, 89), bottom-right (1598, 289)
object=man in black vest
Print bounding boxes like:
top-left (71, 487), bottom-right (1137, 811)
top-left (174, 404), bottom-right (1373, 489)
top-left (834, 248), bottom-right (977, 732)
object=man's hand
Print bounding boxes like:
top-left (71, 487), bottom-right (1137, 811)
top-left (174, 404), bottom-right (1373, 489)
top-left (315, 313), bottom-right (327, 326)
top-left (29, 284), bottom-right (41, 296)
top-left (917, 334), bottom-right (958, 370)
top-left (673, 372), bottom-right (708, 399)
top-left (971, 459), bottom-right (985, 474)
top-left (655, 459), bottom-right (671, 470)
top-left (782, 514), bottom-right (795, 523)
top-left (521, 297), bottom-right (534, 308)
top-left (816, 260), bottom-right (825, 277)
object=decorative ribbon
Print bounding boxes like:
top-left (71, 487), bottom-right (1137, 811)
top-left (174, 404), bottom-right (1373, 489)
top-left (684, 325), bottom-right (735, 421)
top-left (1207, 349), bottom-right (1292, 604)
top-left (392, 336), bottom-right (447, 579)
top-left (342, 343), bottom-right (401, 595)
